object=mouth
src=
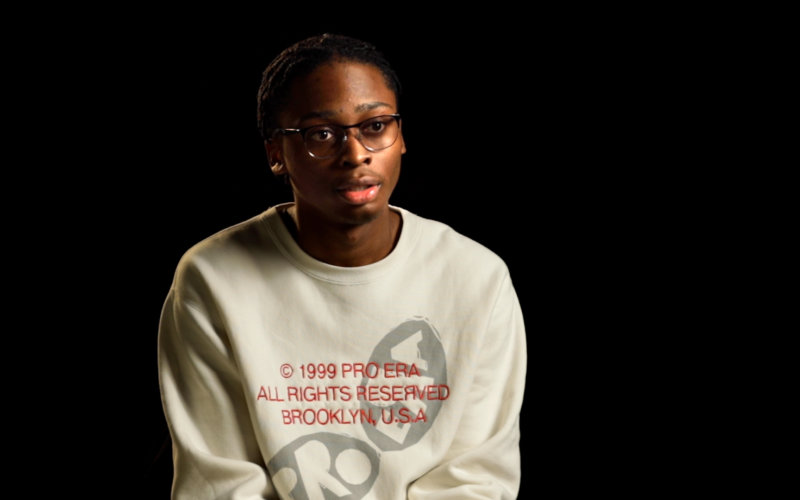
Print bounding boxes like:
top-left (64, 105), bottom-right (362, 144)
top-left (336, 177), bottom-right (382, 205)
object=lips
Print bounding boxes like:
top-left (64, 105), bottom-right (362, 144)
top-left (336, 177), bottom-right (382, 205)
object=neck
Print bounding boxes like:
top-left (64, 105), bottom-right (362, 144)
top-left (282, 204), bottom-right (401, 267)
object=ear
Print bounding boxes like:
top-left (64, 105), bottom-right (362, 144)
top-left (265, 139), bottom-right (287, 175)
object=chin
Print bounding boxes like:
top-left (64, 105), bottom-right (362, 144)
top-left (338, 204), bottom-right (387, 226)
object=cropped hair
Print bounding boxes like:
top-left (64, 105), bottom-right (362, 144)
top-left (257, 33), bottom-right (402, 140)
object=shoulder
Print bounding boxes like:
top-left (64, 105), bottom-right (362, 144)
top-left (171, 209), bottom-right (278, 288)
top-left (398, 207), bottom-right (510, 276)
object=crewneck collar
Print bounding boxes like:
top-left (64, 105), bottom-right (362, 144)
top-left (262, 203), bottom-right (419, 285)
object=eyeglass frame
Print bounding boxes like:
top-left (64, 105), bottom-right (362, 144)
top-left (271, 113), bottom-right (402, 159)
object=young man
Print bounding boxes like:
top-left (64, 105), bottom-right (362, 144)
top-left (159, 33), bottom-right (526, 499)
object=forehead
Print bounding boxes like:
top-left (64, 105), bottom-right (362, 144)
top-left (281, 61), bottom-right (397, 123)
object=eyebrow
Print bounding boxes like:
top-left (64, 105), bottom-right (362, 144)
top-left (355, 101), bottom-right (393, 113)
top-left (298, 102), bottom-right (393, 123)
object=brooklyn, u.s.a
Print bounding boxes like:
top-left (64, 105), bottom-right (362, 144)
top-left (257, 361), bottom-right (450, 426)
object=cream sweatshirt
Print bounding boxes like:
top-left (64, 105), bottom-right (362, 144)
top-left (159, 204), bottom-right (527, 499)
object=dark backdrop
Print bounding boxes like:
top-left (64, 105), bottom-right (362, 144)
top-left (116, 17), bottom-right (623, 499)
top-left (33, 7), bottom-right (708, 496)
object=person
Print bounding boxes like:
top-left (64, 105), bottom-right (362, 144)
top-left (158, 33), bottom-right (527, 499)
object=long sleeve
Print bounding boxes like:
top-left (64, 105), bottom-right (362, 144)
top-left (156, 206), bottom-right (528, 499)
top-left (158, 259), bottom-right (276, 500)
top-left (408, 273), bottom-right (527, 499)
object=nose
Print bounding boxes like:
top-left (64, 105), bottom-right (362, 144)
top-left (338, 127), bottom-right (371, 167)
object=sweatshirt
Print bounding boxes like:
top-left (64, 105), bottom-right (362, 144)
top-left (158, 204), bottom-right (527, 499)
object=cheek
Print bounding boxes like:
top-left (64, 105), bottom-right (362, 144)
top-left (380, 156), bottom-right (402, 197)
top-left (388, 149), bottom-right (403, 182)
top-left (283, 146), bottom-right (319, 182)
top-left (391, 159), bottom-right (402, 185)
top-left (285, 158), bottom-right (334, 195)
top-left (284, 144), bottom-right (308, 168)
top-left (287, 165), bottom-right (318, 190)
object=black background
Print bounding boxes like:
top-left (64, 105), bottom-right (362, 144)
top-left (20, 6), bottom-right (750, 497)
top-left (134, 24), bottom-right (543, 496)
top-left (75, 12), bottom-right (668, 498)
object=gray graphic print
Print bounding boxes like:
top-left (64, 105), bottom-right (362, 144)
top-left (267, 432), bottom-right (380, 500)
top-left (267, 317), bottom-right (447, 499)
top-left (360, 317), bottom-right (447, 451)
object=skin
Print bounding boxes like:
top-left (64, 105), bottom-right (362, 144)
top-left (266, 61), bottom-right (406, 267)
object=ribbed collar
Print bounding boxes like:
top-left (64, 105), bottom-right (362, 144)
top-left (261, 203), bottom-right (420, 285)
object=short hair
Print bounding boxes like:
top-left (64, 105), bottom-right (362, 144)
top-left (257, 33), bottom-right (402, 140)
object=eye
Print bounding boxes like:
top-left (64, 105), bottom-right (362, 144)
top-left (362, 117), bottom-right (389, 136)
top-left (306, 126), bottom-right (337, 143)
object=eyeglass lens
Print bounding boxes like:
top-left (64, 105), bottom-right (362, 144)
top-left (304, 115), bottom-right (399, 158)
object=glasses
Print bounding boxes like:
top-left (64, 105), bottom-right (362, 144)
top-left (274, 114), bottom-right (402, 159)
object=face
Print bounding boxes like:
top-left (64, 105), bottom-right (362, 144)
top-left (267, 61), bottom-right (405, 227)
